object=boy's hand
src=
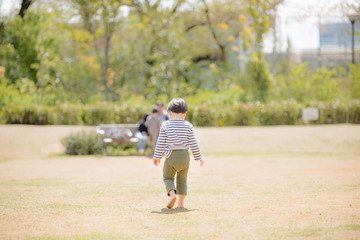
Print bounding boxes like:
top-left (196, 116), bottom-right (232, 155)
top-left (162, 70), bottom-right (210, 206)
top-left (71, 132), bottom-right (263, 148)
top-left (199, 159), bottom-right (204, 166)
top-left (153, 159), bottom-right (160, 166)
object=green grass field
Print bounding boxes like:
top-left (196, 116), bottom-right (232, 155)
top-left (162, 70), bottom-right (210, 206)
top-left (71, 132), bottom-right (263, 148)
top-left (0, 124), bottom-right (359, 240)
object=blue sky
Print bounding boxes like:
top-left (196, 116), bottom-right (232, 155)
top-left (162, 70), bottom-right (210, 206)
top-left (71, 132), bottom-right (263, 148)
top-left (1, 0), bottom-right (359, 53)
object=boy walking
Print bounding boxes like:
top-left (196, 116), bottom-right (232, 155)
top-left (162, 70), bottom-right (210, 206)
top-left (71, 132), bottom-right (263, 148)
top-left (153, 98), bottom-right (204, 209)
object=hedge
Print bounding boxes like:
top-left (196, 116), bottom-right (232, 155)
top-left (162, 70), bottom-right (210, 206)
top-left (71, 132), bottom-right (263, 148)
top-left (0, 100), bottom-right (359, 126)
top-left (0, 102), bottom-right (149, 125)
top-left (187, 100), bottom-right (360, 126)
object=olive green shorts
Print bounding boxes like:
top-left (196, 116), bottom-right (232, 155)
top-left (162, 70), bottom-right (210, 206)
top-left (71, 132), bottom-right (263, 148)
top-left (163, 150), bottom-right (190, 196)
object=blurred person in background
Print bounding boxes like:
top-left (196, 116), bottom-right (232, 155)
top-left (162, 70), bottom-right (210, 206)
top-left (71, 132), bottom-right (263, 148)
top-left (135, 113), bottom-right (149, 156)
top-left (145, 107), bottom-right (161, 155)
top-left (156, 101), bottom-right (169, 124)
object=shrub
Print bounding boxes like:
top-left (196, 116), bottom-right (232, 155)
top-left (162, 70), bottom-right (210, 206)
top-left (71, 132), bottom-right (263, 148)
top-left (81, 103), bottom-right (114, 125)
top-left (188, 104), bottom-right (219, 126)
top-left (51, 103), bottom-right (82, 125)
top-left (81, 102), bottom-right (148, 125)
top-left (0, 103), bottom-right (51, 124)
top-left (348, 100), bottom-right (360, 124)
top-left (111, 102), bottom-right (147, 124)
top-left (186, 100), bottom-right (360, 126)
top-left (260, 100), bottom-right (302, 125)
top-left (61, 130), bottom-right (103, 155)
top-left (106, 142), bottom-right (140, 156)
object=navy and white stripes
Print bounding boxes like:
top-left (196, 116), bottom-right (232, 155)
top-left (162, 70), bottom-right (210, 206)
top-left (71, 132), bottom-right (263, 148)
top-left (153, 119), bottom-right (202, 161)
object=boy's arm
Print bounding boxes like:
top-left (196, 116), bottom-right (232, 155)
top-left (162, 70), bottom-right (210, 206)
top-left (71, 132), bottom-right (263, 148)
top-left (153, 126), bottom-right (166, 166)
top-left (188, 126), bottom-right (203, 164)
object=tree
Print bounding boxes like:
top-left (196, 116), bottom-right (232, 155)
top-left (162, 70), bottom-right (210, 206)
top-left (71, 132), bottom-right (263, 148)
top-left (71, 0), bottom-right (131, 101)
top-left (128, 0), bottom-right (190, 98)
top-left (245, 0), bottom-right (283, 101)
top-left (0, 5), bottom-right (61, 103)
top-left (182, 0), bottom-right (252, 65)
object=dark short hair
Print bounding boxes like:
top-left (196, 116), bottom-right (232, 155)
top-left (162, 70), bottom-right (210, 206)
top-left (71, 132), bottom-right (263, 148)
top-left (167, 98), bottom-right (188, 113)
top-left (151, 106), bottom-right (158, 113)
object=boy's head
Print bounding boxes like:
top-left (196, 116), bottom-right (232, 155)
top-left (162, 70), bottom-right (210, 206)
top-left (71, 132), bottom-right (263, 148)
top-left (167, 98), bottom-right (188, 114)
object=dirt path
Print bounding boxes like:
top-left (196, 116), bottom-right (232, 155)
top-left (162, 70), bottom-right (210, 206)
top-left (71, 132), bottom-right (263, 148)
top-left (0, 124), bottom-right (359, 239)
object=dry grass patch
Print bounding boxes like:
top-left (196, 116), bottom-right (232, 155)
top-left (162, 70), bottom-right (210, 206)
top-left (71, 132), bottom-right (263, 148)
top-left (0, 124), bottom-right (359, 239)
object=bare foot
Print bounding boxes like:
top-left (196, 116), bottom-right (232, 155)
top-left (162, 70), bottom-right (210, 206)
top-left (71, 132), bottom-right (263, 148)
top-left (167, 195), bottom-right (177, 209)
top-left (177, 195), bottom-right (185, 208)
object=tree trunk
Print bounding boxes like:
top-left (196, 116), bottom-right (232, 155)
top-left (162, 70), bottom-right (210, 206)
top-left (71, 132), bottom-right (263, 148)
top-left (271, 7), bottom-right (277, 75)
top-left (19, 0), bottom-right (32, 19)
top-left (202, 0), bottom-right (227, 63)
top-left (285, 38), bottom-right (291, 97)
top-left (102, 35), bottom-right (110, 102)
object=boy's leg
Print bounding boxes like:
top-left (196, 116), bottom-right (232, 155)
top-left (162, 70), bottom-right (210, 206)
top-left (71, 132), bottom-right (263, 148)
top-left (178, 195), bottom-right (186, 208)
top-left (167, 190), bottom-right (177, 209)
top-left (176, 167), bottom-right (189, 208)
top-left (163, 159), bottom-right (177, 208)
top-left (176, 166), bottom-right (189, 196)
top-left (163, 158), bottom-right (176, 196)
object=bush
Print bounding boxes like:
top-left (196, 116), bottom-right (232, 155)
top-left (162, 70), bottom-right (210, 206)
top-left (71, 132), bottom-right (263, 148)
top-left (51, 103), bottom-right (83, 125)
top-left (80, 102), bottom-right (149, 125)
top-left (188, 104), bottom-right (219, 126)
top-left (0, 103), bottom-right (51, 124)
top-left (61, 130), bottom-right (146, 156)
top-left (188, 99), bottom-right (360, 126)
top-left (61, 130), bottom-right (103, 155)
top-left (81, 103), bottom-right (114, 125)
top-left (106, 142), bottom-right (141, 156)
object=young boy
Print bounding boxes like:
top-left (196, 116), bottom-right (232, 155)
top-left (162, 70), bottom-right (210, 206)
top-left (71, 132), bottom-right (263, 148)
top-left (153, 98), bottom-right (204, 209)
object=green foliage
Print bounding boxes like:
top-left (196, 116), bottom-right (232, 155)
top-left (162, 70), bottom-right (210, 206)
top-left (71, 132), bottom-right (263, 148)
top-left (187, 100), bottom-right (360, 126)
top-left (0, 0), bottom-right (359, 114)
top-left (0, 78), bottom-right (22, 109)
top-left (0, 10), bottom-right (60, 92)
top-left (0, 103), bottom-right (51, 125)
top-left (81, 102), bottom-right (149, 125)
top-left (1, 0), bottom-right (284, 102)
top-left (0, 15), bottom-right (39, 84)
top-left (106, 142), bottom-right (140, 156)
top-left (348, 63), bottom-right (360, 99)
top-left (185, 84), bottom-right (246, 105)
top-left (270, 63), bottom-right (355, 102)
top-left (51, 104), bottom-right (83, 125)
top-left (185, 100), bottom-right (360, 126)
top-left (0, 101), bottom-right (151, 125)
top-left (60, 130), bottom-right (144, 156)
top-left (61, 130), bottom-right (103, 155)
top-left (1, 99), bottom-right (359, 126)
top-left (306, 100), bottom-right (360, 124)
top-left (245, 57), bottom-right (271, 101)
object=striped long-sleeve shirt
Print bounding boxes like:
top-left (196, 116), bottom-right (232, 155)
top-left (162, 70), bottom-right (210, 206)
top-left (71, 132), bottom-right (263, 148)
top-left (153, 119), bottom-right (202, 161)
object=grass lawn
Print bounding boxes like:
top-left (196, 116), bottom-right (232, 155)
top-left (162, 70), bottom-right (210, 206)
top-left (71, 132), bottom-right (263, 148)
top-left (0, 124), bottom-right (359, 240)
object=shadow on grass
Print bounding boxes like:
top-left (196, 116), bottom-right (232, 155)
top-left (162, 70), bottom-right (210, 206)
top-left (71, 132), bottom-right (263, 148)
top-left (151, 208), bottom-right (198, 214)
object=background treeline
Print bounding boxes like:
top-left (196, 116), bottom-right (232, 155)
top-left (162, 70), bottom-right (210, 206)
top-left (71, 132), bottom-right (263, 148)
top-left (0, 0), bottom-right (359, 126)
